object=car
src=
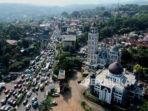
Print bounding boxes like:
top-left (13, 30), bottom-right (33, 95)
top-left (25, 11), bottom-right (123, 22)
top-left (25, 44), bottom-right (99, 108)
top-left (21, 88), bottom-right (26, 93)
top-left (4, 106), bottom-right (11, 111)
top-left (32, 97), bottom-right (37, 103)
top-left (14, 93), bottom-right (19, 98)
top-left (14, 84), bottom-right (18, 88)
top-left (77, 80), bottom-right (81, 84)
top-left (18, 84), bottom-right (22, 88)
top-left (4, 89), bottom-right (10, 95)
top-left (9, 89), bottom-right (14, 95)
top-left (12, 100), bottom-right (16, 107)
top-left (27, 91), bottom-right (32, 98)
top-left (32, 87), bottom-right (36, 92)
top-left (1, 99), bottom-right (7, 106)
top-left (52, 93), bottom-right (60, 97)
top-left (21, 75), bottom-right (25, 79)
top-left (6, 94), bottom-right (11, 99)
top-left (17, 94), bottom-right (22, 99)
top-left (0, 105), bottom-right (6, 111)
top-left (26, 104), bottom-right (31, 111)
top-left (32, 100), bottom-right (38, 109)
top-left (12, 91), bottom-right (17, 96)
top-left (51, 101), bottom-right (57, 106)
top-left (45, 81), bottom-right (48, 85)
top-left (23, 99), bottom-right (28, 105)
top-left (40, 84), bottom-right (44, 90)
top-left (37, 75), bottom-right (40, 80)
top-left (21, 79), bottom-right (25, 83)
top-left (35, 86), bottom-right (39, 91)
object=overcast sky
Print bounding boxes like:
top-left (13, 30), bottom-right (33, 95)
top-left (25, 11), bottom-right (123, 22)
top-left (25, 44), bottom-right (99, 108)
top-left (0, 0), bottom-right (133, 6)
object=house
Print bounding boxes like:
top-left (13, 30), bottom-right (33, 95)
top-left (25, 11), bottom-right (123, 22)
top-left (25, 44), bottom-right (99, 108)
top-left (6, 40), bottom-right (18, 45)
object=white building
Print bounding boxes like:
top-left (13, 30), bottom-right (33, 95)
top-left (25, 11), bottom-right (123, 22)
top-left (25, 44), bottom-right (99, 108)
top-left (87, 23), bottom-right (99, 68)
top-left (90, 62), bottom-right (143, 106)
top-left (86, 23), bottom-right (121, 69)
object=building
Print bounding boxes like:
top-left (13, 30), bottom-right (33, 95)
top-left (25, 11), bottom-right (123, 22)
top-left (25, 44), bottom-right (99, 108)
top-left (6, 40), bottom-right (18, 45)
top-left (86, 23), bottom-right (121, 69)
top-left (89, 62), bottom-right (143, 107)
top-left (97, 44), bottom-right (121, 68)
top-left (87, 23), bottom-right (99, 69)
top-left (62, 35), bottom-right (76, 48)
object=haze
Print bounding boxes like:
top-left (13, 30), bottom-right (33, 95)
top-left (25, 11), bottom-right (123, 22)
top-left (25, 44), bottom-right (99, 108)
top-left (0, 0), bottom-right (131, 6)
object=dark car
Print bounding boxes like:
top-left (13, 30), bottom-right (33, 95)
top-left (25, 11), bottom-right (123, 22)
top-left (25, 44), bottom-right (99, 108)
top-left (1, 99), bottom-right (7, 106)
top-left (23, 99), bottom-right (28, 105)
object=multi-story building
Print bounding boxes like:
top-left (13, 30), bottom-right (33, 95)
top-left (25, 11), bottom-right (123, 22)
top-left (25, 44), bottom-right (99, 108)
top-left (86, 23), bottom-right (121, 69)
top-left (87, 23), bottom-right (99, 68)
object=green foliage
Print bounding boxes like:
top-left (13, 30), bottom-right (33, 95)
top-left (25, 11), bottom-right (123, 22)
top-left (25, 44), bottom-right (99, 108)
top-left (71, 11), bottom-right (80, 18)
top-left (16, 91), bottom-right (26, 105)
top-left (133, 64), bottom-right (148, 80)
top-left (62, 45), bottom-right (75, 53)
top-left (140, 101), bottom-right (148, 111)
top-left (121, 47), bottom-right (148, 68)
top-left (101, 10), bottom-right (111, 17)
top-left (11, 108), bottom-right (16, 111)
top-left (39, 98), bottom-right (52, 111)
top-left (27, 82), bottom-right (32, 90)
top-left (54, 52), bottom-right (82, 79)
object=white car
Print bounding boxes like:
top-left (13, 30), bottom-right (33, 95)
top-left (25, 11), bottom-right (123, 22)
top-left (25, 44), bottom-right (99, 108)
top-left (27, 91), bottom-right (32, 98)
top-left (26, 104), bottom-right (31, 111)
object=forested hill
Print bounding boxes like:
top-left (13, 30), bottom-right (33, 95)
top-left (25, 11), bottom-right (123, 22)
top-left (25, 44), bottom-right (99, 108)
top-left (0, 3), bottom-right (98, 22)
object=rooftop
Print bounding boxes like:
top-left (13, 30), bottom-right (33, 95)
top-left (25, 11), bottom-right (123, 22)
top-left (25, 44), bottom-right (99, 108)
top-left (62, 35), bottom-right (76, 42)
top-left (95, 69), bottom-right (136, 90)
top-left (58, 70), bottom-right (65, 80)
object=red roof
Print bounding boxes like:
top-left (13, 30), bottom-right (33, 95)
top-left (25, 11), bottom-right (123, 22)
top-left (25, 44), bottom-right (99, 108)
top-left (6, 40), bottom-right (18, 45)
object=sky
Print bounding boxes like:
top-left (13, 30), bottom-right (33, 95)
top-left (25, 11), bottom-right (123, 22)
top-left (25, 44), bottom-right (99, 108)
top-left (0, 0), bottom-right (131, 6)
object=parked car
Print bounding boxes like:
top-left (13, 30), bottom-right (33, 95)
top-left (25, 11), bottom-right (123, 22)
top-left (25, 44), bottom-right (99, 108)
top-left (35, 86), bottom-right (39, 91)
top-left (1, 99), bottom-right (7, 105)
top-left (18, 84), bottom-right (22, 88)
top-left (32, 100), bottom-right (38, 109)
top-left (51, 101), bottom-right (57, 106)
top-left (26, 104), bottom-right (31, 111)
top-left (4, 89), bottom-right (10, 95)
top-left (27, 91), bottom-right (32, 98)
top-left (0, 105), bottom-right (6, 111)
top-left (32, 97), bottom-right (37, 103)
top-left (14, 84), bottom-right (18, 88)
top-left (23, 99), bottom-right (28, 105)
top-left (40, 84), bottom-right (44, 90)
top-left (52, 93), bottom-right (60, 97)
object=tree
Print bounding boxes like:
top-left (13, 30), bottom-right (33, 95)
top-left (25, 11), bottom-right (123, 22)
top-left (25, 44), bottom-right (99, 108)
top-left (71, 11), bottom-right (80, 18)
top-left (61, 12), bottom-right (69, 17)
top-left (38, 99), bottom-right (52, 111)
top-left (133, 64), bottom-right (143, 79)
top-left (101, 10), bottom-right (111, 17)
top-left (140, 101), bottom-right (148, 111)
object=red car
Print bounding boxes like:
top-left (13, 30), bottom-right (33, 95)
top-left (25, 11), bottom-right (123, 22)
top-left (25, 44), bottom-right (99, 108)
top-left (21, 75), bottom-right (25, 79)
top-left (18, 84), bottom-right (22, 88)
top-left (4, 89), bottom-right (10, 95)
top-left (21, 79), bottom-right (25, 83)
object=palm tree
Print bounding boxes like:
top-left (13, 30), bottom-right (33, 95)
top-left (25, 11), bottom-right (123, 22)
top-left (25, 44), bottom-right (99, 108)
top-left (38, 99), bottom-right (52, 111)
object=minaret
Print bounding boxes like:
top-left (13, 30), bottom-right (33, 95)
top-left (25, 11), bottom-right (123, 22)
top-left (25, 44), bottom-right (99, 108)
top-left (87, 23), bottom-right (99, 66)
